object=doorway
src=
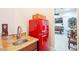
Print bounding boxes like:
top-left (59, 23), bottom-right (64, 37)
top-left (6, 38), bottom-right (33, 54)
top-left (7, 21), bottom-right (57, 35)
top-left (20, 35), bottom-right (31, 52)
top-left (54, 8), bottom-right (77, 51)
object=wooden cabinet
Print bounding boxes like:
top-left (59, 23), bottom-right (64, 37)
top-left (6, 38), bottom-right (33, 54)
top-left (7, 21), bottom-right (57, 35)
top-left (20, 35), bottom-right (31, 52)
top-left (19, 42), bottom-right (38, 51)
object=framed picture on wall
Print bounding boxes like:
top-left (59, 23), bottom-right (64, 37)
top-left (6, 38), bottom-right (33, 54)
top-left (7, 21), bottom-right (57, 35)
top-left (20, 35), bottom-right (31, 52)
top-left (55, 17), bottom-right (63, 23)
top-left (2, 24), bottom-right (8, 36)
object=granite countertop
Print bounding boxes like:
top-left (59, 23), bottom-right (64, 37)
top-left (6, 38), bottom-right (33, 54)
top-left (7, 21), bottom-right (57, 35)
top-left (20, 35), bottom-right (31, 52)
top-left (0, 34), bottom-right (38, 51)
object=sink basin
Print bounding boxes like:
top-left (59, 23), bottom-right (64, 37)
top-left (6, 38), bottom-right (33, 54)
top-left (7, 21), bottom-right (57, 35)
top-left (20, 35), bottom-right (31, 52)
top-left (13, 39), bottom-right (28, 45)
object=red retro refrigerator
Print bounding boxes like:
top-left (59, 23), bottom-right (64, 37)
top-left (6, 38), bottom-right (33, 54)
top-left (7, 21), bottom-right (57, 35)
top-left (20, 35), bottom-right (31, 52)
top-left (29, 19), bottom-right (49, 51)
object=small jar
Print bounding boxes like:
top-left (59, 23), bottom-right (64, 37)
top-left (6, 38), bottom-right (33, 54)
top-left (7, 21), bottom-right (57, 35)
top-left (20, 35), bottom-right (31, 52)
top-left (2, 36), bottom-right (12, 50)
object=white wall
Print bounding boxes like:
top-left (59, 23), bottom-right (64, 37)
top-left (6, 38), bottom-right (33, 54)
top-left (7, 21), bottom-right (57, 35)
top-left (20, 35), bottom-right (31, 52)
top-left (0, 8), bottom-right (15, 35)
top-left (54, 9), bottom-right (76, 50)
top-left (55, 10), bottom-right (76, 35)
top-left (0, 8), bottom-right (54, 50)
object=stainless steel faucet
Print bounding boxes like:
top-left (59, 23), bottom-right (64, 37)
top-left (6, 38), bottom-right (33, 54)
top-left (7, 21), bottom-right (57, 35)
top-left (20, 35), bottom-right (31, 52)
top-left (17, 26), bottom-right (22, 39)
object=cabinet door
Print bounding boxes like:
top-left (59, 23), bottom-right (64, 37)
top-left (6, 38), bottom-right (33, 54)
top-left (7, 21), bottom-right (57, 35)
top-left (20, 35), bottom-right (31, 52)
top-left (19, 42), bottom-right (37, 51)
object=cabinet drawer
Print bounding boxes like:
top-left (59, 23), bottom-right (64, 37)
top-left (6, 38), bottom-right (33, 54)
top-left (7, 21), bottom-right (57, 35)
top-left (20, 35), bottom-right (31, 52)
top-left (19, 42), bottom-right (37, 51)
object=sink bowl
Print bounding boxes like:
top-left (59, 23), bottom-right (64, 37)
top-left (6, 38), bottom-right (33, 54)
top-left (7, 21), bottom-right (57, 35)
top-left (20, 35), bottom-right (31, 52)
top-left (13, 39), bottom-right (28, 45)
